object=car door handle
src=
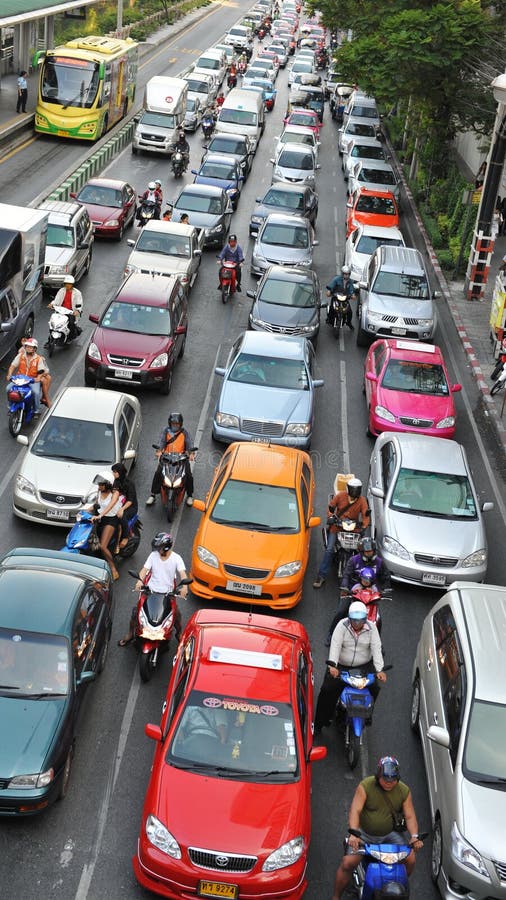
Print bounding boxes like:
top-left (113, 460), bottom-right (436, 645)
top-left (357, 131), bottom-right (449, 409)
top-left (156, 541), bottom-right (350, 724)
top-left (433, 712), bottom-right (438, 725)
top-left (426, 658), bottom-right (432, 671)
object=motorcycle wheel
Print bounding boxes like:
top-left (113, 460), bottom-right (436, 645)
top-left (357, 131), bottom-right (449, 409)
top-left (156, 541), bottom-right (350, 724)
top-left (221, 284), bottom-right (231, 304)
top-left (8, 407), bottom-right (24, 437)
top-left (139, 650), bottom-right (155, 683)
top-left (347, 729), bottom-right (360, 770)
top-left (119, 528), bottom-right (141, 559)
top-left (166, 492), bottom-right (177, 523)
top-left (490, 378), bottom-right (505, 396)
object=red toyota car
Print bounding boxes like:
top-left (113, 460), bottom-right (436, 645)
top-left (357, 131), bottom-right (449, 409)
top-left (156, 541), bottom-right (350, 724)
top-left (133, 608), bottom-right (326, 899)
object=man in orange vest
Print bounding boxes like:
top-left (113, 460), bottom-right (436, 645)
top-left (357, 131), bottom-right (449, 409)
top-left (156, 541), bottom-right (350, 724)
top-left (6, 338), bottom-right (51, 412)
top-left (146, 412), bottom-right (195, 507)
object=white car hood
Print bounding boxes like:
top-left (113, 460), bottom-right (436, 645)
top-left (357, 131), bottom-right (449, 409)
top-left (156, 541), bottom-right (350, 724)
top-left (460, 777), bottom-right (506, 864)
top-left (127, 249), bottom-right (189, 276)
top-left (18, 452), bottom-right (106, 503)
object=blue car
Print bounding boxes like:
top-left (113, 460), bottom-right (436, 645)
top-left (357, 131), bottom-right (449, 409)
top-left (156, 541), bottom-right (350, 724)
top-left (191, 153), bottom-right (244, 210)
top-left (242, 78), bottom-right (277, 111)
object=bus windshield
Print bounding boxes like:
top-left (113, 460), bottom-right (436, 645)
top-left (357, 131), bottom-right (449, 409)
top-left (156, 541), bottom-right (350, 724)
top-left (41, 57), bottom-right (100, 108)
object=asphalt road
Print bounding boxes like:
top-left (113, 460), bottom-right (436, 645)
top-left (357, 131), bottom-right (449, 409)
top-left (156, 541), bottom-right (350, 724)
top-left (0, 4), bottom-right (505, 899)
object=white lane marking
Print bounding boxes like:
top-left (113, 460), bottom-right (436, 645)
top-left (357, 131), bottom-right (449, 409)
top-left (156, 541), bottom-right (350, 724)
top-left (340, 359), bottom-right (350, 474)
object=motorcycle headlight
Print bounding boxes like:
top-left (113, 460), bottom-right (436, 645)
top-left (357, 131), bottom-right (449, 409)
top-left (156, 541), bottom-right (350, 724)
top-left (451, 822), bottom-right (488, 877)
top-left (383, 535), bottom-right (410, 560)
top-left (375, 405), bottom-right (395, 423)
top-left (146, 815), bottom-right (182, 859)
top-left (275, 560), bottom-right (301, 577)
top-left (15, 475), bottom-right (36, 496)
top-left (10, 768), bottom-right (54, 788)
top-left (263, 836), bottom-right (305, 871)
top-left (150, 353), bottom-right (169, 369)
top-left (286, 423), bottom-right (311, 435)
top-left (462, 549), bottom-right (487, 568)
top-left (196, 545), bottom-right (219, 568)
top-left (87, 342), bottom-right (101, 362)
top-left (215, 412), bottom-right (239, 428)
top-left (436, 416), bottom-right (455, 429)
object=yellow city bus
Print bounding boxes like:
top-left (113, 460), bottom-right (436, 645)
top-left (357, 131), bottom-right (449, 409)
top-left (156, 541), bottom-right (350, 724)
top-left (34, 35), bottom-right (138, 141)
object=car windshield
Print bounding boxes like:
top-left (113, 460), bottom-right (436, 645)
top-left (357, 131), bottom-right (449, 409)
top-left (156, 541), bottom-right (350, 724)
top-left (175, 192), bottom-right (221, 214)
top-left (219, 108), bottom-right (257, 126)
top-left (262, 222), bottom-right (309, 248)
top-left (259, 277), bottom-right (315, 308)
top-left (229, 352), bottom-right (310, 390)
top-left (140, 110), bottom-right (177, 128)
top-left (390, 468), bottom-right (477, 519)
top-left (352, 105), bottom-right (378, 118)
top-left (169, 690), bottom-right (298, 779)
top-left (381, 361), bottom-right (449, 395)
top-left (135, 231), bottom-right (190, 258)
top-left (200, 161), bottom-right (236, 179)
top-left (278, 149), bottom-right (314, 170)
top-left (373, 271), bottom-right (429, 298)
top-left (100, 301), bottom-right (171, 336)
top-left (351, 145), bottom-right (385, 160)
top-left (464, 700), bottom-right (506, 782)
top-left (293, 61), bottom-right (312, 72)
top-left (347, 123), bottom-right (376, 137)
top-left (356, 196), bottom-right (397, 216)
top-left (46, 223), bottom-right (74, 248)
top-left (210, 137), bottom-right (244, 154)
top-left (359, 167), bottom-right (396, 186)
top-left (262, 187), bottom-right (306, 210)
top-left (356, 235), bottom-right (403, 255)
top-left (78, 185), bottom-right (123, 207)
top-left (41, 57), bottom-right (99, 108)
top-left (0, 628), bottom-right (70, 697)
top-left (211, 478), bottom-right (300, 530)
top-left (31, 415), bottom-right (115, 463)
top-left (289, 113), bottom-right (316, 126)
top-left (197, 57), bottom-right (220, 70)
top-left (186, 79), bottom-right (210, 94)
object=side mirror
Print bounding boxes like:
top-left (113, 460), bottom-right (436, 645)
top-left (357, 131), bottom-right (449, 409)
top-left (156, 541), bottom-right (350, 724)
top-left (194, 248), bottom-right (202, 256)
top-left (316, 164), bottom-right (321, 170)
top-left (175, 325), bottom-right (187, 335)
top-left (308, 515), bottom-right (321, 528)
top-left (269, 158), bottom-right (275, 164)
top-left (192, 498), bottom-right (206, 512)
top-left (312, 378), bottom-right (324, 387)
top-left (365, 371), bottom-right (377, 383)
top-left (127, 239), bottom-right (135, 247)
top-left (124, 449), bottom-right (136, 460)
top-left (191, 169), bottom-right (198, 175)
top-left (433, 290), bottom-right (441, 299)
top-left (346, 201), bottom-right (352, 209)
top-left (16, 435), bottom-right (29, 446)
top-left (69, 192), bottom-right (77, 199)
top-left (215, 366), bottom-right (226, 376)
top-left (370, 485), bottom-right (384, 499)
top-left (77, 671), bottom-right (96, 686)
top-left (358, 281), bottom-right (367, 290)
top-left (427, 725), bottom-right (450, 748)
top-left (312, 240), bottom-right (319, 247)
top-left (0, 322), bottom-right (13, 332)
top-left (255, 197), bottom-right (262, 202)
top-left (451, 383), bottom-right (462, 393)
top-left (89, 313), bottom-right (99, 324)
top-left (246, 289), bottom-right (256, 299)
top-left (145, 723), bottom-right (163, 742)
top-left (309, 745), bottom-right (327, 761)
top-left (482, 501), bottom-right (494, 512)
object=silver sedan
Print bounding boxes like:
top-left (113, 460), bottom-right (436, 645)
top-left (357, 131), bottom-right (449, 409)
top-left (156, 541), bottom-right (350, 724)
top-left (251, 213), bottom-right (318, 277)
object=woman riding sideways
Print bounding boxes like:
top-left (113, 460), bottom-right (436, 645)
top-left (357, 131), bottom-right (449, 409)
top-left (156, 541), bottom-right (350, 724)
top-left (86, 471), bottom-right (123, 581)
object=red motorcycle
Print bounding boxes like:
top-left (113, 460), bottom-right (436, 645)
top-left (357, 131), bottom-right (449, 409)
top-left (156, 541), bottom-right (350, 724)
top-left (227, 71), bottom-right (238, 89)
top-left (128, 570), bottom-right (191, 682)
top-left (218, 259), bottom-right (239, 303)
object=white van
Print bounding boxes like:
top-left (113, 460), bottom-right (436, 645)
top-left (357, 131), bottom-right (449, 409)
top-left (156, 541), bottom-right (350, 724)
top-left (133, 76), bottom-right (188, 155)
top-left (193, 48), bottom-right (228, 89)
top-left (216, 88), bottom-right (265, 151)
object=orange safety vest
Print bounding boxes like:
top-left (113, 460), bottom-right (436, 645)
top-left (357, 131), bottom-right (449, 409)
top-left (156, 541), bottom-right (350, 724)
top-left (17, 353), bottom-right (42, 378)
top-left (164, 429), bottom-right (186, 454)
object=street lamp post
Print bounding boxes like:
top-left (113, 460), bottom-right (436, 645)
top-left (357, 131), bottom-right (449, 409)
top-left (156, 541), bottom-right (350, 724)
top-left (465, 73), bottom-right (506, 301)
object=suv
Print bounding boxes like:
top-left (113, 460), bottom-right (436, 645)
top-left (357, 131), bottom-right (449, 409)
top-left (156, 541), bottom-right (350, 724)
top-left (85, 273), bottom-right (188, 394)
top-left (356, 245), bottom-right (438, 346)
top-left (38, 200), bottom-right (94, 293)
top-left (411, 583), bottom-right (506, 900)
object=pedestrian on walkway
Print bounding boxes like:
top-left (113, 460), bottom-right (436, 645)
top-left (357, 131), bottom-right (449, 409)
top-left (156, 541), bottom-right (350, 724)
top-left (16, 71), bottom-right (28, 113)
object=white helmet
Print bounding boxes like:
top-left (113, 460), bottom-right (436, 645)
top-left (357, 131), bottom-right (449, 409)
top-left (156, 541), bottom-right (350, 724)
top-left (342, 265), bottom-right (351, 276)
top-left (348, 601), bottom-right (367, 621)
top-left (24, 337), bottom-right (38, 349)
top-left (148, 181), bottom-right (156, 190)
top-left (154, 179), bottom-right (162, 187)
top-left (93, 470), bottom-right (114, 488)
top-left (63, 274), bottom-right (75, 285)
top-left (346, 477), bottom-right (362, 499)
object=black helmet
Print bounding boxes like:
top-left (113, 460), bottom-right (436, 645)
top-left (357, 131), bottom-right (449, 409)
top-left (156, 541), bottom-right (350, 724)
top-left (168, 412), bottom-right (183, 429)
top-left (346, 477), bottom-right (362, 500)
top-left (376, 756), bottom-right (400, 783)
top-left (151, 532), bottom-right (173, 553)
top-left (358, 536), bottom-right (376, 557)
top-left (228, 233), bottom-right (237, 243)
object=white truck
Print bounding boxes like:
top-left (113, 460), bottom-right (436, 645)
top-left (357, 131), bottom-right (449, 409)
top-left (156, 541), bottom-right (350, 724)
top-left (132, 76), bottom-right (188, 156)
top-left (0, 204), bottom-right (48, 362)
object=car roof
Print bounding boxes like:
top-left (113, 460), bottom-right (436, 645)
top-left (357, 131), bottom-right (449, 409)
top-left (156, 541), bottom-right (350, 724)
top-left (143, 221), bottom-right (194, 237)
top-left (211, 132), bottom-right (249, 145)
top-left (357, 160), bottom-right (395, 172)
top-left (226, 440), bottom-right (306, 487)
top-left (278, 143), bottom-right (315, 158)
top-left (358, 224), bottom-right (403, 239)
top-left (84, 177), bottom-right (128, 190)
top-left (448, 584), bottom-right (506, 702)
top-left (51, 386), bottom-right (132, 422)
top-left (261, 264), bottom-right (314, 283)
top-left (282, 125), bottom-right (315, 137)
top-left (178, 183), bottom-right (226, 198)
top-left (355, 187), bottom-right (396, 201)
top-left (0, 566), bottom-right (84, 635)
top-left (389, 434), bottom-right (466, 474)
top-left (116, 272), bottom-right (181, 305)
top-left (239, 329), bottom-right (307, 359)
top-left (377, 245), bottom-right (423, 273)
top-left (380, 339), bottom-right (444, 365)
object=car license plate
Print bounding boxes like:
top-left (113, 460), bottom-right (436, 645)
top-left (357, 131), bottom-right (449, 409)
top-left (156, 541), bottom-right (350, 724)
top-left (226, 579), bottom-right (262, 596)
top-left (198, 882), bottom-right (238, 899)
top-left (47, 508), bottom-right (69, 521)
top-left (114, 368), bottom-right (133, 379)
top-left (251, 436), bottom-right (270, 443)
top-left (391, 327), bottom-right (406, 336)
top-left (422, 572), bottom-right (446, 586)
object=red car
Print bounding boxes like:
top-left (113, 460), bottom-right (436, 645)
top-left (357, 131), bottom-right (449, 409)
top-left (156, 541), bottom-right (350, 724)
top-left (364, 339), bottom-right (462, 438)
top-left (284, 108), bottom-right (322, 135)
top-left (133, 608), bottom-right (326, 900)
top-left (346, 188), bottom-right (399, 238)
top-left (85, 272), bottom-right (187, 394)
top-left (71, 177), bottom-right (136, 240)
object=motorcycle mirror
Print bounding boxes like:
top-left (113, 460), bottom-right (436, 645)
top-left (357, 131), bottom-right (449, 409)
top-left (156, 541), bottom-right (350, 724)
top-left (127, 239), bottom-right (135, 247)
top-left (451, 383), bottom-right (462, 393)
top-left (178, 577), bottom-right (193, 587)
top-left (190, 169), bottom-right (197, 175)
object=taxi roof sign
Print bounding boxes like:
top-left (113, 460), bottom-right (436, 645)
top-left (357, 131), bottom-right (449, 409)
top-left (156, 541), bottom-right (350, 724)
top-left (395, 341), bottom-right (435, 354)
top-left (209, 646), bottom-right (283, 670)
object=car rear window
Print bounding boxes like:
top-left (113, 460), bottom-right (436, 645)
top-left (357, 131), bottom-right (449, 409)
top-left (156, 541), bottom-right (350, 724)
top-left (359, 167), bottom-right (396, 186)
top-left (262, 187), bottom-right (306, 210)
top-left (356, 235), bottom-right (403, 255)
top-left (347, 122), bottom-right (376, 137)
top-left (262, 222), bottom-right (309, 248)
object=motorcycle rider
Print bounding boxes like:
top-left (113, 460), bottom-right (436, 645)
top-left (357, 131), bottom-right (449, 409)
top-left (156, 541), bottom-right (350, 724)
top-left (326, 265), bottom-right (355, 329)
top-left (146, 412), bottom-right (195, 507)
top-left (154, 178), bottom-right (163, 202)
top-left (48, 274), bottom-right (83, 341)
top-left (217, 233), bottom-right (245, 291)
top-left (111, 461), bottom-right (138, 554)
top-left (313, 478), bottom-right (370, 588)
top-left (87, 470), bottom-right (123, 581)
top-left (118, 531), bottom-right (188, 647)
top-left (332, 756), bottom-right (424, 900)
top-left (138, 181), bottom-right (162, 221)
top-left (215, 92), bottom-right (225, 107)
top-left (227, 61), bottom-right (238, 87)
top-left (314, 600), bottom-right (386, 735)
top-left (172, 130), bottom-right (190, 170)
top-left (326, 542), bottom-right (391, 644)
top-left (6, 337), bottom-right (51, 413)
top-left (237, 52), bottom-right (248, 73)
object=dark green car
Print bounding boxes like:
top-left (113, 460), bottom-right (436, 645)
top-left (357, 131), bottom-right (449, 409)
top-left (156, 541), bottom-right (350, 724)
top-left (0, 547), bottom-right (113, 815)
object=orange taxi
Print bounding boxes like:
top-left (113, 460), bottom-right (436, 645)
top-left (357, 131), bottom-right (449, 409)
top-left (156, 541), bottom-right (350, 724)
top-left (346, 187), bottom-right (399, 238)
top-left (191, 442), bottom-right (320, 609)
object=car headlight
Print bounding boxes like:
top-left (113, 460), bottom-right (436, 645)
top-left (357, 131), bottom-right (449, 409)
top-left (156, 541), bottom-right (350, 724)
top-left (275, 560), bottom-right (302, 577)
top-left (87, 342), bottom-right (101, 362)
top-left (150, 353), bottom-right (169, 369)
top-left (250, 215), bottom-right (263, 224)
top-left (104, 219), bottom-right (120, 227)
top-left (196, 545), bottom-right (219, 568)
top-left (10, 768), bottom-right (54, 788)
top-left (226, 187), bottom-right (238, 196)
top-left (462, 549), bottom-right (487, 568)
top-left (210, 224), bottom-right (224, 234)
top-left (263, 836), bottom-right (305, 871)
top-left (366, 311), bottom-right (383, 324)
top-left (124, 264), bottom-right (138, 275)
top-left (383, 535), bottom-right (410, 560)
top-left (286, 423), bottom-right (311, 435)
top-left (15, 474), bottom-right (36, 496)
top-left (215, 412), bottom-right (239, 428)
top-left (451, 822), bottom-right (488, 877)
top-left (418, 318), bottom-right (433, 328)
top-left (146, 814), bottom-right (182, 859)
top-left (436, 416), bottom-right (455, 429)
top-left (299, 259), bottom-right (312, 266)
top-left (375, 405), bottom-right (395, 423)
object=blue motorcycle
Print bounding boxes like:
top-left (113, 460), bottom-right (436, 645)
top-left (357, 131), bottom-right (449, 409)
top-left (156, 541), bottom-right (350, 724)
top-left (349, 827), bottom-right (427, 899)
top-left (61, 509), bottom-right (142, 558)
top-left (337, 669), bottom-right (377, 770)
top-left (6, 374), bottom-right (36, 436)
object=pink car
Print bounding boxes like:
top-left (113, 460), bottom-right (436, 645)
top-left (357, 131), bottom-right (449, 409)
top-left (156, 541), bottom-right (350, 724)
top-left (364, 339), bottom-right (462, 438)
top-left (284, 107), bottom-right (322, 135)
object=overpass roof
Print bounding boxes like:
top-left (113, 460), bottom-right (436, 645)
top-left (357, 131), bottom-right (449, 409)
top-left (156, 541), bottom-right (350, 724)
top-left (1, 0), bottom-right (99, 28)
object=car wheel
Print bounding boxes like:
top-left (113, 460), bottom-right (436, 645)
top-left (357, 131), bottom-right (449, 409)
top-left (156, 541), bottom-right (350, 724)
top-left (132, 145), bottom-right (138, 155)
top-left (159, 368), bottom-right (173, 395)
top-left (58, 744), bottom-right (74, 800)
top-left (431, 818), bottom-right (443, 884)
top-left (356, 326), bottom-right (369, 348)
top-left (83, 249), bottom-right (92, 277)
top-left (410, 675), bottom-right (421, 733)
top-left (21, 315), bottom-right (34, 342)
top-left (178, 336), bottom-right (186, 359)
